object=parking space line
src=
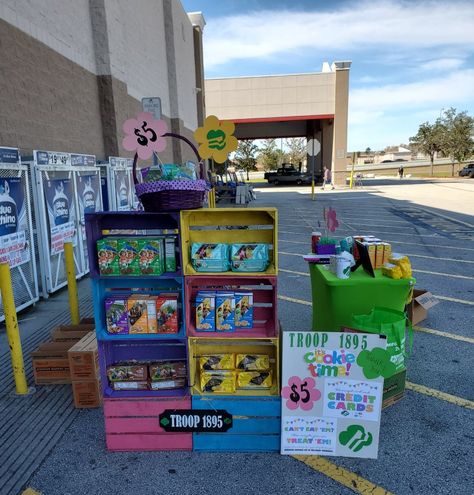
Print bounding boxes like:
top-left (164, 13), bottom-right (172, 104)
top-left (414, 326), bottom-right (474, 344)
top-left (292, 455), bottom-right (394, 495)
top-left (280, 229), bottom-right (439, 238)
top-left (22, 489), bottom-right (42, 495)
top-left (278, 292), bottom-right (474, 341)
top-left (406, 382), bottom-right (474, 410)
top-left (435, 295), bottom-right (474, 306)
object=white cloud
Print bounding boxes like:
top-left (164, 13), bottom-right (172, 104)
top-left (420, 58), bottom-right (465, 71)
top-left (349, 69), bottom-right (474, 115)
top-left (203, 1), bottom-right (474, 70)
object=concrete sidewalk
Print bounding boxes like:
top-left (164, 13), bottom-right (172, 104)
top-left (0, 279), bottom-right (93, 495)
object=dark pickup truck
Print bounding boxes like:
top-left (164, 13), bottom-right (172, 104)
top-left (264, 164), bottom-right (314, 185)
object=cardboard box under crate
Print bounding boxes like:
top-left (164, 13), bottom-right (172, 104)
top-left (31, 341), bottom-right (76, 385)
top-left (192, 396), bottom-right (281, 452)
top-left (51, 324), bottom-right (95, 342)
top-left (185, 275), bottom-right (279, 338)
top-left (72, 380), bottom-right (101, 408)
top-left (180, 208), bottom-right (278, 276)
top-left (104, 397), bottom-right (192, 451)
top-left (68, 332), bottom-right (99, 381)
top-left (99, 338), bottom-right (189, 399)
top-left (188, 337), bottom-right (280, 397)
top-left (382, 368), bottom-right (406, 409)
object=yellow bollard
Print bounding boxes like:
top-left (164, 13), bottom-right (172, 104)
top-left (311, 179), bottom-right (315, 201)
top-left (64, 242), bottom-right (80, 324)
top-left (349, 170), bottom-right (354, 189)
top-left (0, 262), bottom-right (28, 394)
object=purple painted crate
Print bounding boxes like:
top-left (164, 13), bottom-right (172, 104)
top-left (316, 243), bottom-right (336, 255)
top-left (85, 212), bottom-right (182, 278)
top-left (98, 338), bottom-right (189, 399)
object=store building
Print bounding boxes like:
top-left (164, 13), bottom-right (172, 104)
top-left (0, 0), bottom-right (205, 163)
top-left (205, 61), bottom-right (351, 185)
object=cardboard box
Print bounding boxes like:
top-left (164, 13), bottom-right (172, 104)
top-left (406, 289), bottom-right (439, 326)
top-left (31, 341), bottom-right (76, 385)
top-left (51, 324), bottom-right (94, 342)
top-left (80, 317), bottom-right (95, 325)
top-left (72, 380), bottom-right (101, 408)
top-left (375, 243), bottom-right (385, 269)
top-left (68, 332), bottom-right (99, 381)
top-left (382, 368), bottom-right (406, 409)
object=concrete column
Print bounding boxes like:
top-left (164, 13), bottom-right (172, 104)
top-left (331, 63), bottom-right (351, 186)
top-left (163, 0), bottom-right (182, 163)
top-left (188, 12), bottom-right (206, 127)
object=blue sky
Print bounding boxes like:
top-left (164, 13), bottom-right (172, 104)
top-left (182, 0), bottom-right (474, 151)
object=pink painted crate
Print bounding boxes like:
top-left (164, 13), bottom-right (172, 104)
top-left (185, 275), bottom-right (278, 338)
top-left (104, 396), bottom-right (192, 451)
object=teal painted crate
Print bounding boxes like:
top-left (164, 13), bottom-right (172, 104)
top-left (192, 396), bottom-right (281, 452)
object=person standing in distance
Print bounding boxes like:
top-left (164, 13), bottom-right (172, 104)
top-left (398, 165), bottom-right (404, 179)
top-left (322, 166), bottom-right (334, 190)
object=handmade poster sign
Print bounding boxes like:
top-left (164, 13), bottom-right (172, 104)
top-left (281, 331), bottom-right (387, 458)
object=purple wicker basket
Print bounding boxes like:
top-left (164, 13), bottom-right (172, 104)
top-left (133, 132), bottom-right (207, 212)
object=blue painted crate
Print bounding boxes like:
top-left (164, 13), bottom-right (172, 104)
top-left (92, 277), bottom-right (186, 340)
top-left (192, 395), bottom-right (281, 452)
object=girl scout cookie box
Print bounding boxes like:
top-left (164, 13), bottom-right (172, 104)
top-left (191, 243), bottom-right (229, 272)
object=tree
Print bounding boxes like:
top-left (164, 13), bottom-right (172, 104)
top-left (285, 138), bottom-right (306, 169)
top-left (259, 139), bottom-right (281, 171)
top-left (409, 121), bottom-right (443, 176)
top-left (439, 108), bottom-right (474, 176)
top-left (234, 139), bottom-right (259, 180)
top-left (365, 147), bottom-right (371, 154)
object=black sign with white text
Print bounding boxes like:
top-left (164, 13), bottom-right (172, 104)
top-left (159, 409), bottom-right (233, 433)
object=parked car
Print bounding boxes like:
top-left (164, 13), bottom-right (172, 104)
top-left (381, 159), bottom-right (392, 163)
top-left (459, 164), bottom-right (474, 178)
top-left (264, 164), bottom-right (317, 185)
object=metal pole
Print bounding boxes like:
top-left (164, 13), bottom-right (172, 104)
top-left (0, 262), bottom-right (28, 394)
top-left (311, 139), bottom-right (315, 201)
top-left (64, 242), bottom-right (80, 324)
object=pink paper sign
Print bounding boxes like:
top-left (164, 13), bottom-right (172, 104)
top-left (122, 112), bottom-right (168, 160)
top-left (281, 376), bottom-right (321, 411)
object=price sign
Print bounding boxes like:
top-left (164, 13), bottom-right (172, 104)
top-left (281, 331), bottom-right (387, 459)
top-left (159, 409), bottom-right (232, 433)
top-left (122, 112), bottom-right (168, 160)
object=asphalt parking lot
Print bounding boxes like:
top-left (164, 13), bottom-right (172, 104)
top-left (3, 179), bottom-right (473, 495)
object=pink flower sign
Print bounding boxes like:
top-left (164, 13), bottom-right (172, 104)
top-left (281, 376), bottom-right (321, 411)
top-left (122, 112), bottom-right (168, 160)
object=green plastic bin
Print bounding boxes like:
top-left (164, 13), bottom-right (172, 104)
top-left (309, 264), bottom-right (415, 331)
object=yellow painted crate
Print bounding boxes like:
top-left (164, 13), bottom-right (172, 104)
top-left (180, 208), bottom-right (278, 276)
top-left (188, 337), bottom-right (280, 397)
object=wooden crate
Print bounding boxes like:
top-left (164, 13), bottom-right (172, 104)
top-left (185, 275), bottom-right (278, 338)
top-left (104, 397), bottom-right (192, 451)
top-left (192, 396), bottom-right (281, 452)
top-left (85, 211), bottom-right (182, 278)
top-left (188, 337), bottom-right (280, 397)
top-left (98, 338), bottom-right (189, 399)
top-left (180, 208), bottom-right (278, 276)
top-left (92, 277), bottom-right (186, 340)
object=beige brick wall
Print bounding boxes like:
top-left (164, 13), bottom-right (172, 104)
top-left (0, 19), bottom-right (105, 157)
